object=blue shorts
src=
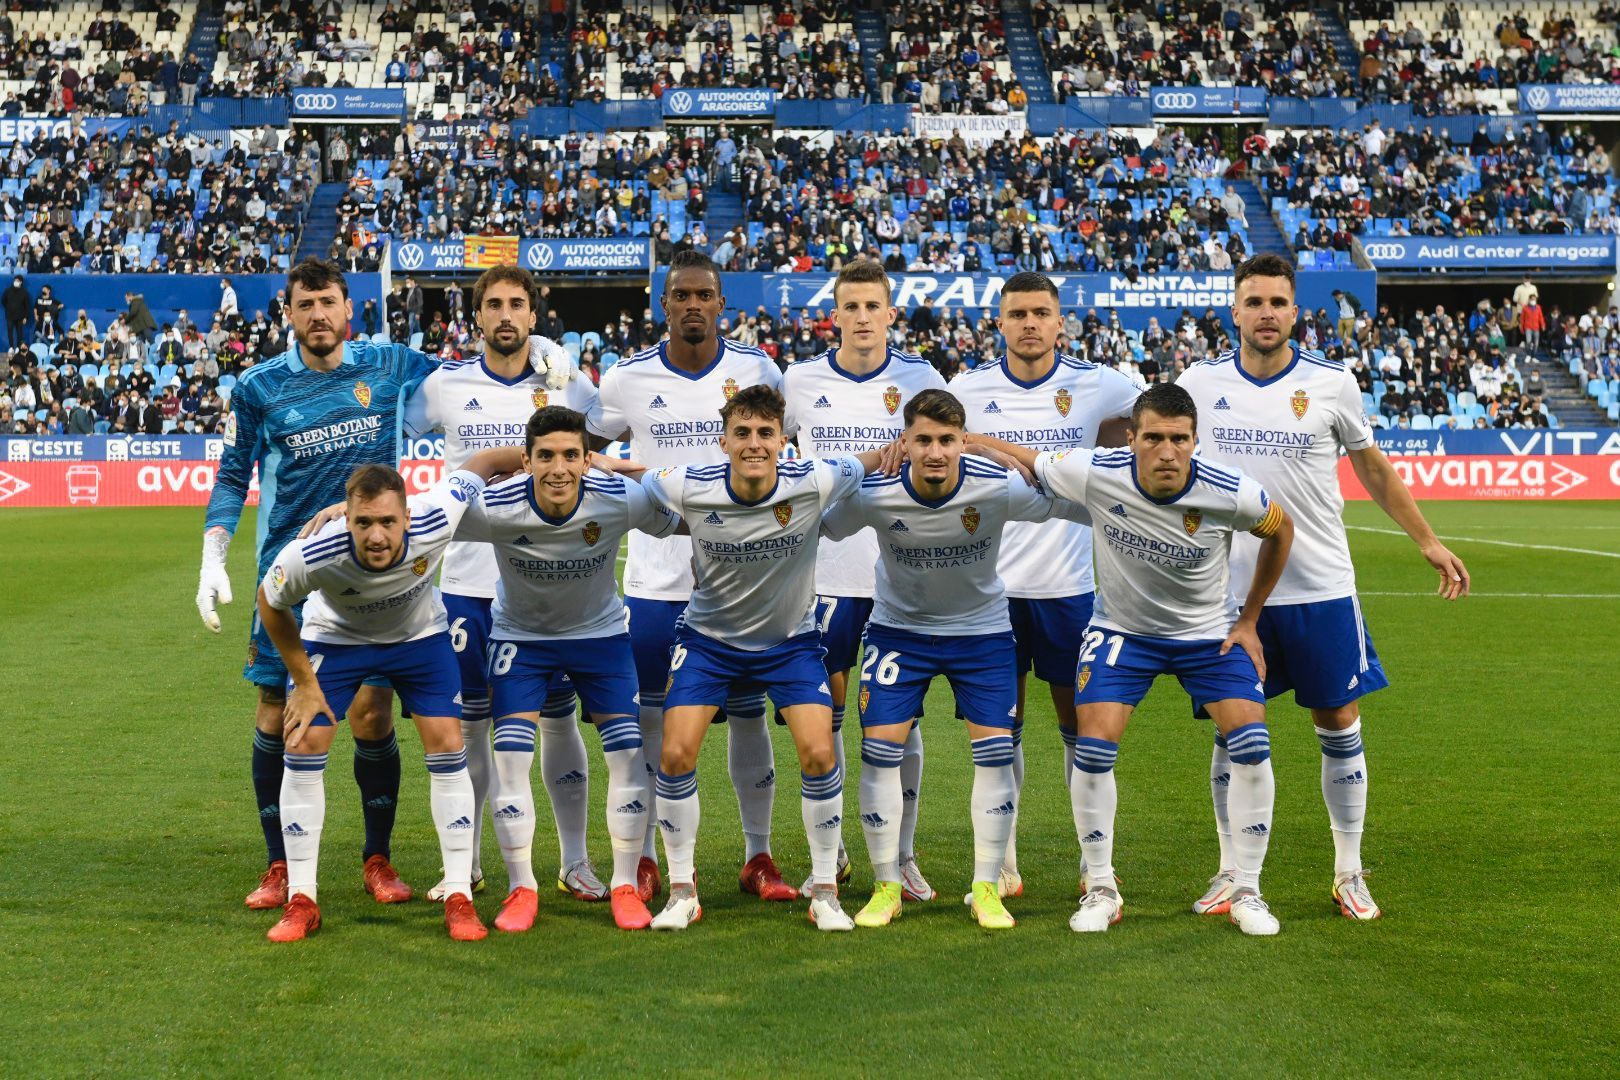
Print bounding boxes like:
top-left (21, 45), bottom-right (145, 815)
top-left (487, 633), bottom-right (640, 722)
top-left (295, 632), bottom-right (462, 724)
top-left (663, 628), bottom-right (832, 712)
top-left (626, 596), bottom-right (687, 695)
top-left (858, 624), bottom-right (1018, 731)
top-left (1009, 593), bottom-right (1095, 685)
top-left (1255, 597), bottom-right (1389, 709)
top-left (1074, 628), bottom-right (1265, 714)
top-left (250, 601), bottom-right (390, 695)
top-left (443, 592), bottom-right (494, 697)
top-left (816, 594), bottom-right (875, 673)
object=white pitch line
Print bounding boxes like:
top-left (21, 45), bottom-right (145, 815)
top-left (1346, 525), bottom-right (1620, 560)
top-left (1359, 591), bottom-right (1620, 599)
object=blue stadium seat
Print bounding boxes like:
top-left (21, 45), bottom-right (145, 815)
top-left (30, 342), bottom-right (48, 363)
top-left (581, 332), bottom-right (602, 352)
top-left (601, 351), bottom-right (620, 369)
top-left (561, 331), bottom-right (581, 347)
top-left (409, 332), bottom-right (424, 349)
top-left (1410, 414), bottom-right (1433, 430)
top-left (95, 420), bottom-right (110, 434)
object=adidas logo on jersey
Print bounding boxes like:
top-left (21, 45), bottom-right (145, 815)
top-left (616, 800), bottom-right (647, 814)
top-left (283, 408), bottom-right (305, 424)
top-left (657, 817), bottom-right (679, 833)
top-left (1333, 770), bottom-right (1367, 786)
top-left (554, 770), bottom-right (586, 785)
top-left (340, 587), bottom-right (360, 595)
top-left (1081, 829), bottom-right (1106, 843)
top-left (282, 821), bottom-right (308, 837)
top-left (1214, 397), bottom-right (1231, 410)
top-left (649, 395), bottom-right (668, 409)
top-left (815, 815), bottom-right (842, 830)
top-left (463, 398), bottom-right (482, 411)
top-left (755, 768), bottom-right (775, 789)
top-left (704, 511), bottom-right (725, 525)
top-left (888, 519), bottom-right (909, 532)
top-left (493, 803), bottom-right (524, 820)
top-left (1212, 771), bottom-right (1230, 788)
top-left (860, 812), bottom-right (888, 828)
top-left (986, 800), bottom-right (1016, 816)
top-left (1347, 675), bottom-right (1360, 691)
top-left (512, 535), bottom-right (534, 546)
top-left (813, 395), bottom-right (832, 408)
top-left (1241, 822), bottom-right (1270, 836)
top-left (1108, 503), bottom-right (1127, 518)
top-left (446, 816), bottom-right (474, 830)
top-left (982, 401), bottom-right (1002, 414)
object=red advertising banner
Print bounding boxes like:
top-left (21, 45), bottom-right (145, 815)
top-left (0, 461), bottom-right (447, 508)
top-left (1338, 454), bottom-right (1620, 500)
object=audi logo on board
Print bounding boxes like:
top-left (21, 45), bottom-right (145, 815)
top-left (295, 92), bottom-right (338, 111)
top-left (1154, 92), bottom-right (1200, 110)
top-left (1361, 244), bottom-right (1405, 262)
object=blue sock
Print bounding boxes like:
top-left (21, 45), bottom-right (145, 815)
top-left (353, 732), bottom-right (401, 861)
top-left (252, 730), bottom-right (286, 864)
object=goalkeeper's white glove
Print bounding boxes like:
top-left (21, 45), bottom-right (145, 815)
top-left (197, 527), bottom-right (234, 632)
top-left (532, 335), bottom-right (576, 391)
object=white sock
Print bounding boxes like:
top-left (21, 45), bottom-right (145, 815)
top-left (1071, 738), bottom-right (1119, 893)
top-left (281, 752), bottom-right (328, 901)
top-left (540, 703), bottom-right (590, 869)
top-left (598, 715), bottom-right (649, 890)
top-left (460, 707), bottom-right (491, 880)
top-left (638, 699), bottom-right (664, 860)
top-left (800, 764), bottom-right (843, 885)
top-left (1317, 718), bottom-right (1368, 877)
top-left (426, 749), bottom-right (475, 899)
top-left (1003, 724), bottom-right (1025, 875)
top-left (725, 695), bottom-right (774, 860)
top-left (1211, 730), bottom-right (1235, 871)
top-left (969, 736), bottom-right (1017, 884)
top-left (859, 738), bottom-right (905, 882)
top-left (1224, 723), bottom-right (1275, 894)
top-left (898, 721), bottom-right (924, 860)
top-left (655, 769), bottom-right (699, 885)
top-left (491, 718), bottom-right (538, 891)
top-left (831, 706), bottom-right (847, 857)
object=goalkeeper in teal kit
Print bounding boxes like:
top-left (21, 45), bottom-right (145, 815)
top-left (196, 259), bottom-right (439, 912)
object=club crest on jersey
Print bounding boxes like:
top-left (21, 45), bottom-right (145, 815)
top-left (883, 385), bottom-right (901, 415)
top-left (1183, 509), bottom-right (1202, 536)
top-left (411, 555), bottom-right (429, 576)
top-left (723, 378), bottom-right (739, 400)
top-left (1055, 388), bottom-right (1073, 417)
top-left (1076, 665), bottom-right (1091, 694)
top-left (859, 686), bottom-right (870, 715)
top-left (961, 505), bottom-right (980, 535)
top-left (532, 388), bottom-right (548, 408)
top-left (1291, 389), bottom-right (1309, 420)
top-left (353, 381), bottom-right (372, 409)
top-left (582, 520), bottom-right (601, 546)
top-left (773, 501), bottom-right (793, 528)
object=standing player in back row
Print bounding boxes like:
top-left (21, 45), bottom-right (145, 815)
top-left (949, 271), bottom-right (1142, 899)
top-left (1177, 254), bottom-right (1470, 921)
top-left (782, 258), bottom-right (945, 900)
top-left (404, 264), bottom-right (611, 905)
top-left (586, 251), bottom-right (798, 903)
top-left (198, 258), bottom-right (436, 911)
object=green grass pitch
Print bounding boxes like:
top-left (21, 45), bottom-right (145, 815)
top-left (2, 500), bottom-right (1616, 1076)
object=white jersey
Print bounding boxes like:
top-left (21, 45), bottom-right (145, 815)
top-left (403, 336), bottom-right (598, 599)
top-left (783, 346), bottom-right (946, 597)
top-left (261, 471), bottom-right (485, 646)
top-left (1177, 345), bottom-right (1375, 604)
top-left (588, 338), bottom-right (782, 600)
top-left (454, 472), bottom-right (681, 641)
top-left (1034, 449), bottom-right (1283, 640)
top-left (821, 456), bottom-right (1082, 636)
top-left (640, 456), bottom-right (865, 650)
top-left (951, 354), bottom-right (1143, 599)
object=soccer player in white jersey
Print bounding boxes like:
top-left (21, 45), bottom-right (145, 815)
top-left (586, 251), bottom-right (798, 904)
top-left (1177, 254), bottom-right (1470, 921)
top-left (983, 382), bottom-right (1296, 935)
top-left (403, 264), bottom-right (612, 905)
top-left (454, 407), bottom-right (682, 932)
top-left (782, 258), bottom-right (946, 900)
top-left (640, 385), bottom-right (886, 932)
top-left (950, 270), bottom-right (1142, 900)
top-left (821, 389), bottom-right (1089, 931)
top-left (255, 454), bottom-right (518, 943)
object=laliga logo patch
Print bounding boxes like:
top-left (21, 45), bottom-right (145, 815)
top-left (582, 520), bottom-right (602, 546)
top-left (1183, 509), bottom-right (1202, 536)
top-left (883, 385), bottom-right (901, 416)
top-left (532, 388), bottom-right (548, 408)
top-left (272, 564), bottom-right (286, 588)
top-left (411, 555), bottom-right (429, 576)
top-left (1055, 388), bottom-right (1073, 418)
top-left (773, 501), bottom-right (793, 528)
top-left (961, 505), bottom-right (980, 535)
top-left (723, 377), bottom-right (739, 400)
top-left (859, 686), bottom-right (870, 715)
top-left (1290, 389), bottom-right (1309, 420)
top-left (1076, 665), bottom-right (1091, 694)
top-left (353, 380), bottom-right (372, 409)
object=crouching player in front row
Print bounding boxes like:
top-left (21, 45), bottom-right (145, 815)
top-left (974, 383), bottom-right (1294, 935)
top-left (256, 453), bottom-right (518, 943)
top-left (452, 407), bottom-right (682, 932)
top-left (639, 385), bottom-right (888, 932)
